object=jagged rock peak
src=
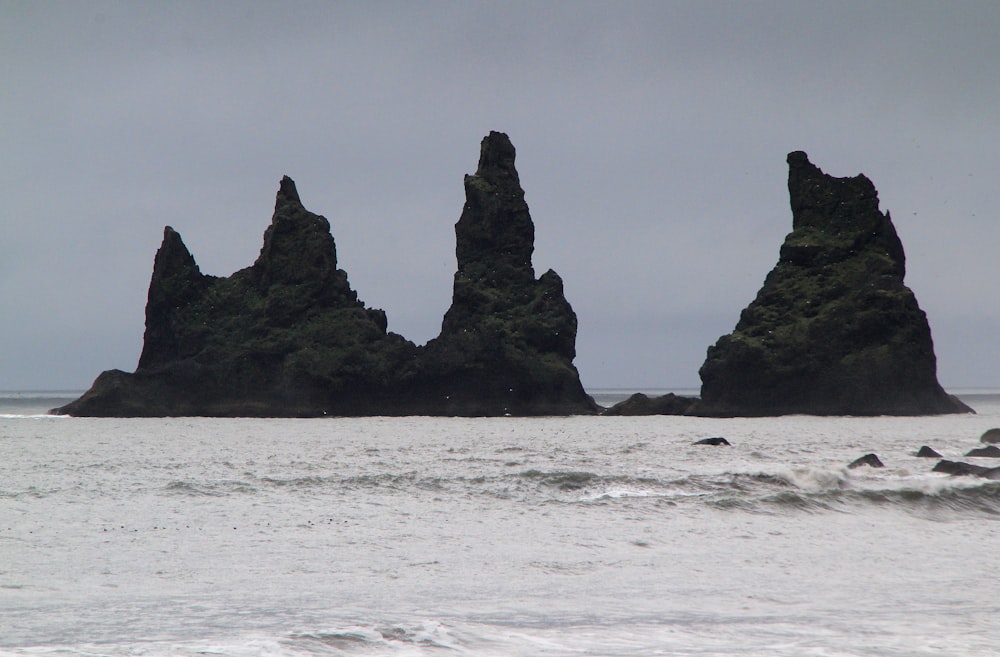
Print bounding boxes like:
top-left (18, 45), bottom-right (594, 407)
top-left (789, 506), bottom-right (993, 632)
top-left (455, 131), bottom-right (534, 277)
top-left (475, 130), bottom-right (520, 184)
top-left (254, 177), bottom-right (347, 296)
top-left (137, 226), bottom-right (206, 371)
top-left (154, 226), bottom-right (201, 277)
top-left (787, 151), bottom-right (880, 226)
top-left (52, 137), bottom-right (596, 418)
top-left (781, 150), bottom-right (906, 278)
top-left (276, 174), bottom-right (302, 208)
top-left (423, 131), bottom-right (596, 416)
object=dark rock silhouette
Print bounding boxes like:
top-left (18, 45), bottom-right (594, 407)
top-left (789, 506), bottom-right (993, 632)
top-left (412, 132), bottom-right (598, 416)
top-left (848, 453), bottom-right (884, 469)
top-left (55, 177), bottom-right (418, 417)
top-left (693, 437), bottom-right (731, 446)
top-left (933, 459), bottom-right (1000, 479)
top-left (602, 392), bottom-right (696, 416)
top-left (53, 133), bottom-right (596, 417)
top-left (693, 152), bottom-right (973, 417)
top-left (916, 446), bottom-right (942, 458)
top-left (981, 428), bottom-right (1000, 444)
top-left (965, 445), bottom-right (1000, 458)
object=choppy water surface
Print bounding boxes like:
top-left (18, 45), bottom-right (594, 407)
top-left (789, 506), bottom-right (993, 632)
top-left (1, 393), bottom-right (999, 656)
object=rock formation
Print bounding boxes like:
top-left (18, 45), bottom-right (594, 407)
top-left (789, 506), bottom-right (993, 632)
top-left (933, 460), bottom-right (1000, 479)
top-left (693, 437), bottom-right (731, 446)
top-left (692, 152), bottom-right (972, 417)
top-left (848, 453), bottom-right (885, 469)
top-left (54, 133), bottom-right (597, 417)
top-left (413, 132), bottom-right (598, 415)
top-left (602, 392), bottom-right (696, 416)
top-left (965, 445), bottom-right (1000, 458)
top-left (55, 176), bottom-right (419, 416)
top-left (981, 428), bottom-right (1000, 444)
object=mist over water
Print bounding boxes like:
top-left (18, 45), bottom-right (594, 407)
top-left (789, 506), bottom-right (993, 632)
top-left (1, 392), bottom-right (999, 656)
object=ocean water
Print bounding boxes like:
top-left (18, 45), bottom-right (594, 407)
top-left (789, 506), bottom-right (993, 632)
top-left (2, 391), bottom-right (999, 657)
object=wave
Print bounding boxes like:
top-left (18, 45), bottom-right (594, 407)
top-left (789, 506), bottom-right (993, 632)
top-left (519, 469), bottom-right (603, 490)
top-left (163, 479), bottom-right (259, 496)
top-left (13, 609), bottom-right (993, 657)
top-left (149, 464), bottom-right (1000, 518)
top-left (511, 467), bottom-right (1000, 517)
top-left (289, 621), bottom-right (464, 655)
top-left (0, 621), bottom-right (475, 657)
top-left (0, 485), bottom-right (59, 500)
top-left (756, 479), bottom-right (1000, 517)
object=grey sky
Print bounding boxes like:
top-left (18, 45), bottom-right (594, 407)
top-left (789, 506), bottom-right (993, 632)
top-left (3, 1), bottom-right (998, 391)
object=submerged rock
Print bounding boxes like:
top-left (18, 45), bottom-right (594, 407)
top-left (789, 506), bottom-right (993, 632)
top-left (54, 133), bottom-right (597, 417)
top-left (602, 392), bottom-right (697, 416)
top-left (981, 428), bottom-right (1000, 444)
top-left (933, 459), bottom-right (1000, 479)
top-left (693, 437), bottom-right (731, 446)
top-left (965, 445), bottom-right (1000, 458)
top-left (916, 446), bottom-right (943, 458)
top-left (848, 453), bottom-right (885, 469)
top-left (693, 152), bottom-right (973, 417)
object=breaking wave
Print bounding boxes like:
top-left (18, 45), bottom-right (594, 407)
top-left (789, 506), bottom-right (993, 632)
top-left (145, 466), bottom-right (1000, 517)
top-left (512, 468), bottom-right (1000, 517)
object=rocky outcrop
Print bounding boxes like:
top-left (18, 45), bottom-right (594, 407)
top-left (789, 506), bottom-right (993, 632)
top-left (55, 176), bottom-right (419, 417)
top-left (916, 446), bottom-right (942, 458)
top-left (981, 428), bottom-right (1000, 444)
top-left (602, 392), bottom-right (696, 416)
top-left (965, 445), bottom-right (1000, 458)
top-left (54, 133), bottom-right (597, 417)
top-left (693, 437), bottom-right (731, 446)
top-left (933, 460), bottom-right (1000, 479)
top-left (413, 132), bottom-right (598, 415)
top-left (692, 152), bottom-right (972, 417)
top-left (848, 453), bottom-right (885, 469)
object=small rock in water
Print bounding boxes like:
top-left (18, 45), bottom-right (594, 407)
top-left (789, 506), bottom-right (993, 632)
top-left (932, 459), bottom-right (1000, 479)
top-left (916, 446), bottom-right (942, 458)
top-left (965, 445), bottom-right (1000, 458)
top-left (693, 437), bottom-right (731, 446)
top-left (979, 428), bottom-right (1000, 444)
top-left (848, 453), bottom-right (884, 469)
top-left (602, 392), bottom-right (697, 416)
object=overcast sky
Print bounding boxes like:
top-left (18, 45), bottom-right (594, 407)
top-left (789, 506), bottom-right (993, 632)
top-left (3, 1), bottom-right (998, 392)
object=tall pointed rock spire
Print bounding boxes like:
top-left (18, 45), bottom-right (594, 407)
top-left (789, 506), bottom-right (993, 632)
top-left (420, 131), bottom-right (596, 416)
top-left (137, 226), bottom-right (208, 370)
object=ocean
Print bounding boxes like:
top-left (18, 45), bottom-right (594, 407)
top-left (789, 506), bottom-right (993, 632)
top-left (2, 390), bottom-right (999, 656)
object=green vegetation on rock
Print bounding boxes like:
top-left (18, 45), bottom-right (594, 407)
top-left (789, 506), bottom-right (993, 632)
top-left (54, 135), bottom-right (596, 417)
top-left (694, 151), bottom-right (971, 416)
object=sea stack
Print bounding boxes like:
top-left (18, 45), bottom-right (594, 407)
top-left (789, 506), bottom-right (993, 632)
top-left (692, 152), bottom-right (971, 417)
top-left (54, 133), bottom-right (596, 417)
top-left (415, 131), bottom-right (598, 415)
top-left (55, 176), bottom-right (418, 417)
